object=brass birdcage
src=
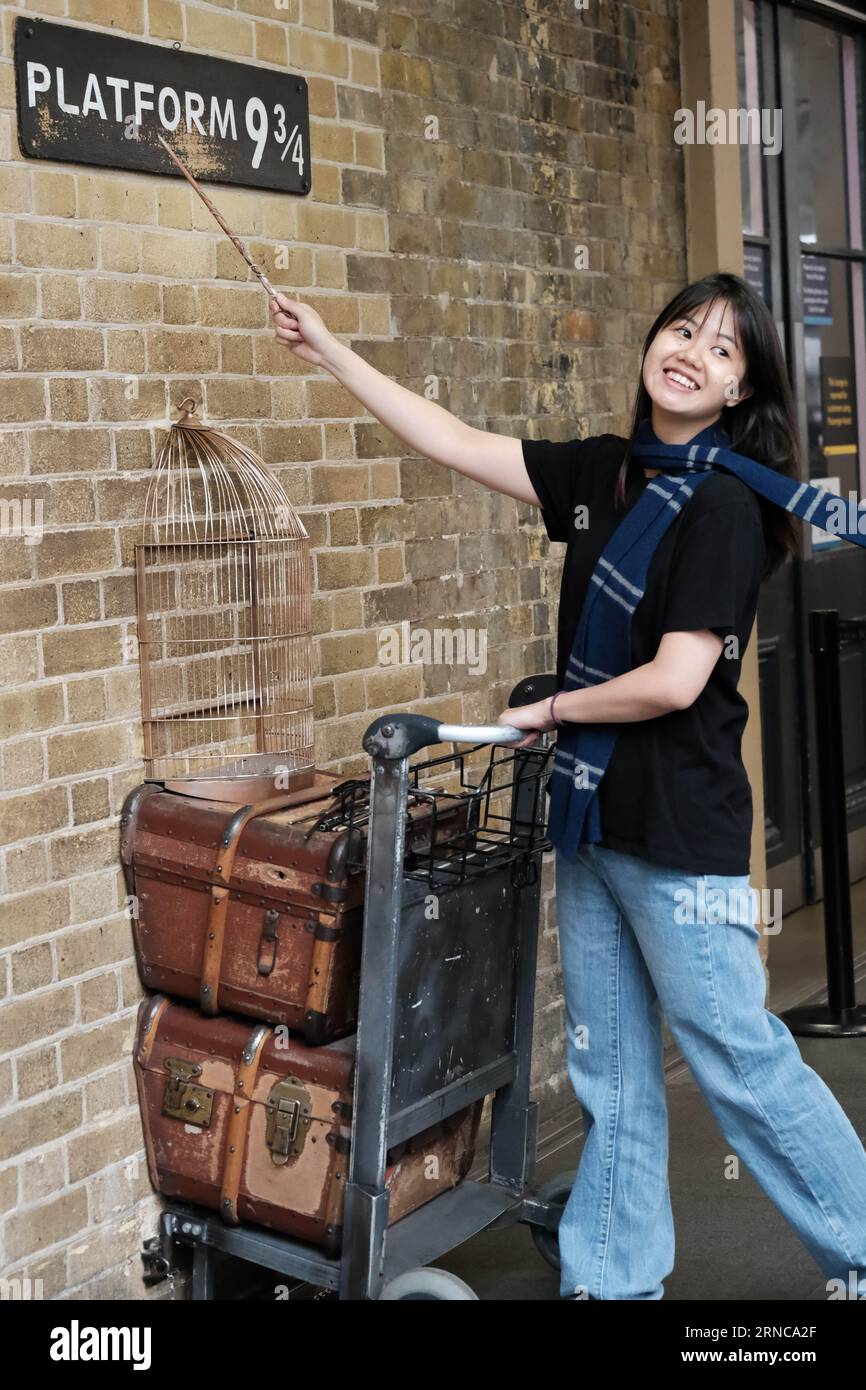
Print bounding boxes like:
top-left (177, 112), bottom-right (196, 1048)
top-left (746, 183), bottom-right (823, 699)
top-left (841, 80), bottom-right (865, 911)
top-left (134, 398), bottom-right (315, 801)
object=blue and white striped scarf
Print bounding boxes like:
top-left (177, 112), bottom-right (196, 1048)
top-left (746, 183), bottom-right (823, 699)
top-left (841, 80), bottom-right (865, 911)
top-left (548, 417), bottom-right (866, 860)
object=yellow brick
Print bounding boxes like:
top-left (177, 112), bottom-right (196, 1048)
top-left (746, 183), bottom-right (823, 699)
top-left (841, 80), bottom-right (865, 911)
top-left (69, 778), bottom-right (110, 832)
top-left (3, 1188), bottom-right (88, 1265)
top-left (147, 0), bottom-right (183, 40)
top-left (310, 163), bottom-right (340, 204)
top-left (156, 182), bottom-right (192, 230)
top-left (0, 787), bottom-right (67, 844)
top-left (67, 0), bottom-right (145, 30)
top-left (141, 230), bottom-right (213, 279)
top-left (42, 624), bottom-right (123, 677)
top-left (69, 759), bottom-right (111, 818)
top-left (289, 30), bottom-right (349, 78)
top-left (0, 274), bottom-right (36, 318)
top-left (350, 47), bottom-right (379, 89)
top-left (47, 724), bottom-right (130, 779)
top-left (33, 171), bottom-right (76, 219)
top-left (2, 735), bottom-right (45, 791)
top-left (146, 328), bottom-right (219, 373)
top-left (78, 174), bottom-right (155, 226)
top-left (191, 187), bottom-right (262, 237)
top-left (162, 283), bottom-right (197, 324)
top-left (49, 823), bottom-right (121, 880)
top-left (40, 275), bottom-right (82, 320)
top-left (0, 684), bottom-right (64, 740)
top-left (302, 0), bottom-right (331, 29)
top-left (30, 427), bottom-right (111, 475)
top-left (203, 378), bottom-right (271, 419)
top-left (20, 1147), bottom-right (65, 1203)
top-left (0, 377), bottom-right (46, 423)
top-left (0, 633), bottom-right (39, 687)
top-left (48, 378), bottom-right (89, 421)
top-left (0, 989), bottom-right (76, 1060)
top-left (34, 530), bottom-right (116, 579)
top-left (0, 430), bottom-right (26, 477)
top-left (63, 675), bottom-right (106, 724)
top-left (359, 296), bottom-right (389, 334)
top-left (82, 279), bottom-right (161, 323)
top-left (21, 325), bottom-right (104, 373)
top-left (358, 212), bottom-right (387, 252)
top-left (79, 972), bottom-right (119, 1024)
top-left (16, 223), bottom-right (97, 271)
top-left (355, 130), bottom-right (384, 168)
top-left (106, 329), bottom-right (146, 374)
top-left (0, 586), bottom-right (58, 638)
top-left (186, 7), bottom-right (253, 54)
top-left (12, 944), bottom-right (55, 996)
top-left (88, 378), bottom-right (167, 422)
top-left (310, 120), bottom-right (354, 165)
top-left (254, 21), bottom-right (288, 66)
top-left (99, 227), bottom-right (141, 273)
top-left (317, 630), bottom-right (379, 677)
top-left (307, 378), bottom-right (363, 418)
top-left (0, 167), bottom-right (29, 213)
top-left (197, 285), bottom-right (264, 329)
top-left (0, 325), bottom-right (17, 370)
top-left (61, 580), bottom-right (100, 625)
top-left (68, 874), bottom-right (117, 930)
top-left (297, 204), bottom-right (357, 247)
top-left (61, 1014), bottom-right (135, 1082)
top-left (312, 251), bottom-right (343, 289)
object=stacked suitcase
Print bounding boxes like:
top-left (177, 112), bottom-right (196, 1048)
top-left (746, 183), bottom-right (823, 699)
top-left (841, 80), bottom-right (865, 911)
top-left (121, 773), bottom-right (486, 1257)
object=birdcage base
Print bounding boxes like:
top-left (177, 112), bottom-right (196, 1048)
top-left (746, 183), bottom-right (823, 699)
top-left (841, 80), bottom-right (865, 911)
top-left (160, 765), bottom-right (320, 806)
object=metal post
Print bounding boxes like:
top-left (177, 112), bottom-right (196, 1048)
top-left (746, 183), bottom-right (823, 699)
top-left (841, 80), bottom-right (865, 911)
top-left (782, 610), bottom-right (866, 1036)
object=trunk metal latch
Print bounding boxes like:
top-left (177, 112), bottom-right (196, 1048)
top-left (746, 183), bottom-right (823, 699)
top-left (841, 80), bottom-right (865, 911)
top-left (162, 1057), bottom-right (214, 1127)
top-left (265, 1077), bottom-right (313, 1163)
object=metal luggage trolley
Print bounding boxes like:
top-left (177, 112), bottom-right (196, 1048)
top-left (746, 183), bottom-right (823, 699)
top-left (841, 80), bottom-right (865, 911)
top-left (143, 674), bottom-right (571, 1301)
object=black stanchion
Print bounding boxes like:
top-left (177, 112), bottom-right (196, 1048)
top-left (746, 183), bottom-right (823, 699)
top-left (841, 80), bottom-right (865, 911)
top-left (782, 609), bottom-right (866, 1037)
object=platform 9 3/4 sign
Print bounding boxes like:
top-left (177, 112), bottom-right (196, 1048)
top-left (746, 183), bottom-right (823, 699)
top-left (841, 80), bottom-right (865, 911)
top-left (14, 17), bottom-right (310, 195)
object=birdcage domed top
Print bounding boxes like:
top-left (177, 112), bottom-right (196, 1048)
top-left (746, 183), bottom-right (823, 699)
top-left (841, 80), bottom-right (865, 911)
top-left (143, 399), bottom-right (308, 547)
top-left (135, 399), bottom-right (315, 792)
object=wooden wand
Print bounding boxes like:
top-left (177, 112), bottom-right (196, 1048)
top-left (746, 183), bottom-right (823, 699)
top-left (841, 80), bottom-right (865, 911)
top-left (156, 133), bottom-right (281, 301)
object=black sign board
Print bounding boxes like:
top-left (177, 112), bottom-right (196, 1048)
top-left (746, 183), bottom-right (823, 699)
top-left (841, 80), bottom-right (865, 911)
top-left (14, 17), bottom-right (309, 194)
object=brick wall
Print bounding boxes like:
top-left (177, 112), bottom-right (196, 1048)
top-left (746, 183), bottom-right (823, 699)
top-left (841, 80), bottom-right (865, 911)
top-left (0, 0), bottom-right (685, 1297)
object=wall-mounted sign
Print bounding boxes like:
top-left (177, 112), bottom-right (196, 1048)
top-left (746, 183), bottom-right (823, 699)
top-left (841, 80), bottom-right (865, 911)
top-left (820, 356), bottom-right (857, 454)
top-left (802, 256), bottom-right (832, 326)
top-left (14, 16), bottom-right (309, 194)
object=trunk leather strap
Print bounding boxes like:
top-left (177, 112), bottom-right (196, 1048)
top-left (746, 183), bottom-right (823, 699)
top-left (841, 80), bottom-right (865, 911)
top-left (220, 1022), bottom-right (271, 1225)
top-left (199, 793), bottom-right (302, 1014)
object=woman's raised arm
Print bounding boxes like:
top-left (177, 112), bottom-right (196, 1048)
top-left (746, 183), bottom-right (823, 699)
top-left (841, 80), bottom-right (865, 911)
top-left (270, 293), bottom-right (541, 507)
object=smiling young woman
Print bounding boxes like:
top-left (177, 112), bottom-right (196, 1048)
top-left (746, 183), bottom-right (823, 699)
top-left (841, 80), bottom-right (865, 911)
top-left (269, 270), bottom-right (866, 1302)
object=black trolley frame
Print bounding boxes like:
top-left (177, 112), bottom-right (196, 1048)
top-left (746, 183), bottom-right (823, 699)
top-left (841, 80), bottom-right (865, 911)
top-left (142, 673), bottom-right (561, 1300)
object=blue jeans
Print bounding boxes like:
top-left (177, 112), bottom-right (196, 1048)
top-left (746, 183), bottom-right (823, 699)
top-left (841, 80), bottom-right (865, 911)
top-left (554, 843), bottom-right (866, 1300)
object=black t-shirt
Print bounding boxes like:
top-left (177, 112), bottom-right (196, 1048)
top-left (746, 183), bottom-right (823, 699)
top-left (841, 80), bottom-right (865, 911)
top-left (522, 432), bottom-right (766, 875)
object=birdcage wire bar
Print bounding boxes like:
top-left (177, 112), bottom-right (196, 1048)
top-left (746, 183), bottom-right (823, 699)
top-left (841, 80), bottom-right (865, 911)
top-left (135, 404), bottom-right (315, 788)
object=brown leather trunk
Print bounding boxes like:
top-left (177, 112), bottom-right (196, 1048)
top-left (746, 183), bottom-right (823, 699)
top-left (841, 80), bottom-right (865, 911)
top-left (121, 774), bottom-right (471, 1044)
top-left (133, 995), bottom-right (483, 1255)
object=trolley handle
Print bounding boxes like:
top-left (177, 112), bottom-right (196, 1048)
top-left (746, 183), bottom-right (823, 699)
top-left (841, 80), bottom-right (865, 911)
top-left (362, 712), bottom-right (526, 760)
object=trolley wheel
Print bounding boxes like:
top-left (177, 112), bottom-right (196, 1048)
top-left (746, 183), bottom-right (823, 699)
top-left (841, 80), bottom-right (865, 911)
top-left (530, 1168), bottom-right (577, 1271)
top-left (378, 1268), bottom-right (479, 1300)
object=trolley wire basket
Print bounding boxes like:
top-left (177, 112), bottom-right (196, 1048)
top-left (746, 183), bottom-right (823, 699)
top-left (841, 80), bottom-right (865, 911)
top-left (292, 736), bottom-right (554, 891)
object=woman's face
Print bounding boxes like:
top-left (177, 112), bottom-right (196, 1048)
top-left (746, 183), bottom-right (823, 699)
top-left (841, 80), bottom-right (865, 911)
top-left (642, 297), bottom-right (752, 432)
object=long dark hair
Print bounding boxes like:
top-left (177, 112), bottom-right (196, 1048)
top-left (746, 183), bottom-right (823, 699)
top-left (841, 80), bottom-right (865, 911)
top-left (614, 272), bottom-right (801, 580)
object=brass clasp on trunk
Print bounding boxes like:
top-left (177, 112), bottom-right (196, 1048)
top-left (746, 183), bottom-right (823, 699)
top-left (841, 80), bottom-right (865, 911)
top-left (162, 1057), bottom-right (214, 1127)
top-left (265, 1077), bottom-right (312, 1163)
